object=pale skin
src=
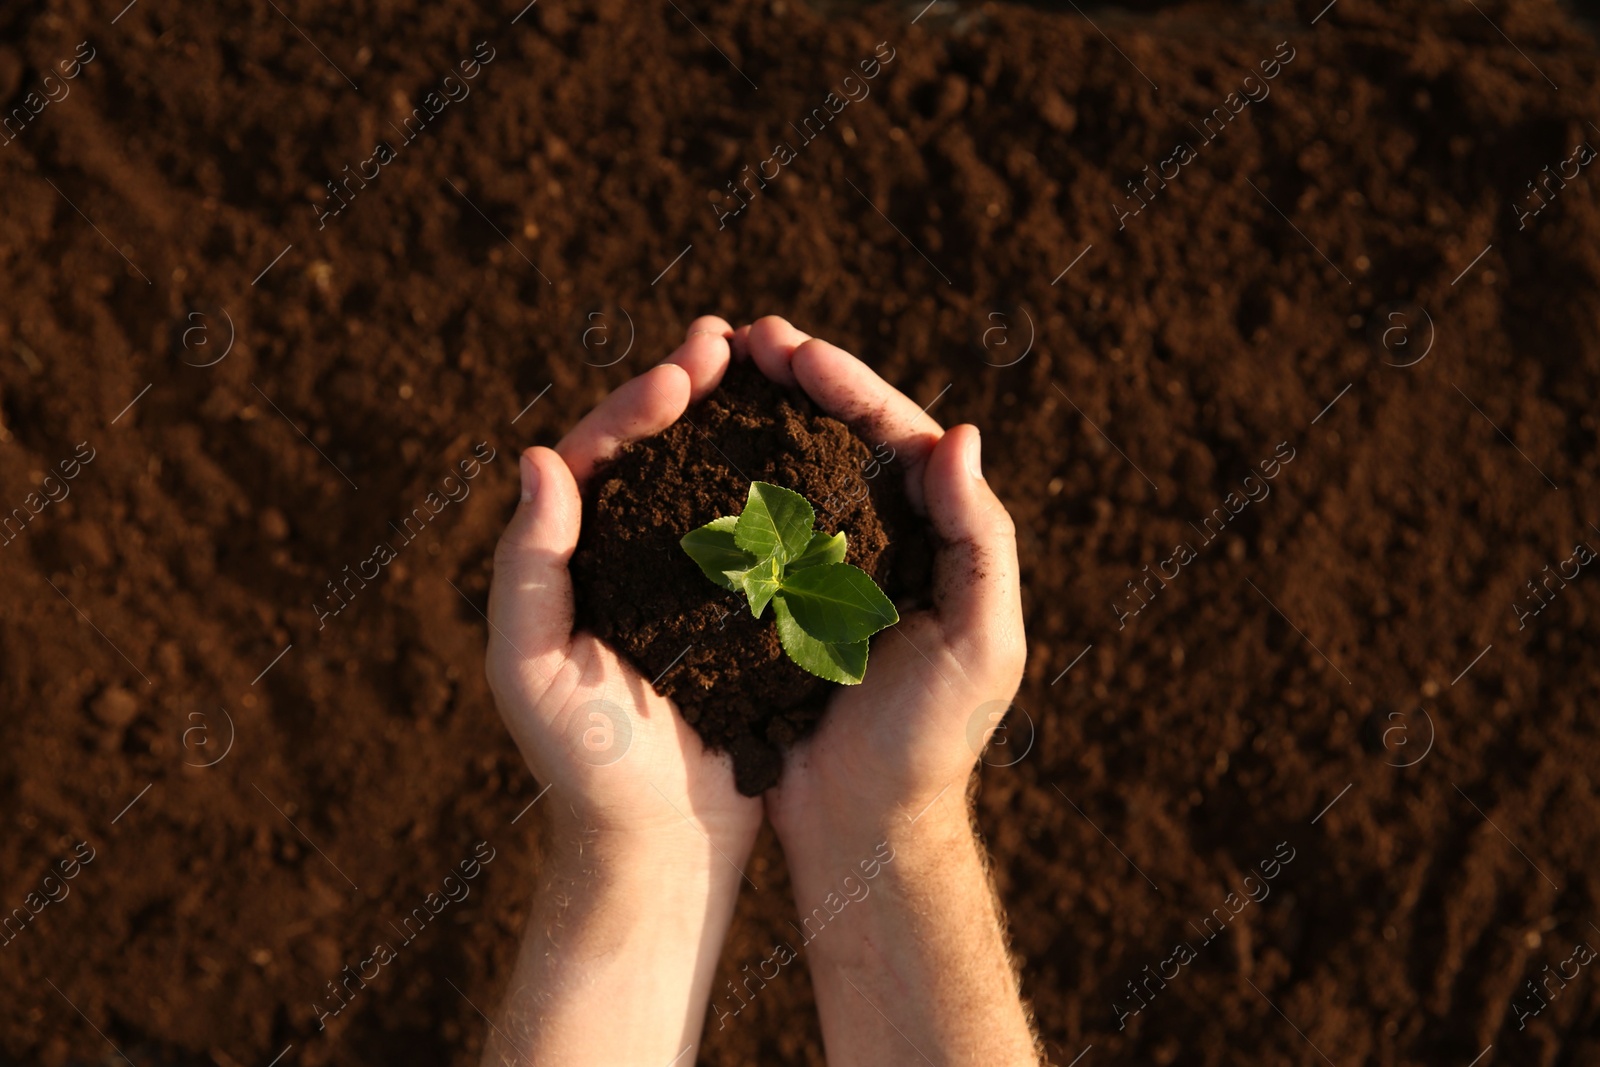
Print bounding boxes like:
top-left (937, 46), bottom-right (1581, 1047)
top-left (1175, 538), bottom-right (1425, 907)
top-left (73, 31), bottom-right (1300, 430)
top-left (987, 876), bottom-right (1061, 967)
top-left (481, 314), bottom-right (1040, 1065)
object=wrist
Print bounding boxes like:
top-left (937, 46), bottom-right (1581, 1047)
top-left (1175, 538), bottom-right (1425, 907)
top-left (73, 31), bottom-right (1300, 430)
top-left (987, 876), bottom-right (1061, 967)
top-left (777, 782), bottom-right (976, 899)
top-left (538, 801), bottom-right (753, 892)
top-left (773, 768), bottom-right (976, 868)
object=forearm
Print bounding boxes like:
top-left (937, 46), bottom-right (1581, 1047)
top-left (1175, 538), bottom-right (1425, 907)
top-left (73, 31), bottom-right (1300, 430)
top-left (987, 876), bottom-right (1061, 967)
top-left (780, 787), bottom-right (1041, 1066)
top-left (483, 812), bottom-right (747, 1067)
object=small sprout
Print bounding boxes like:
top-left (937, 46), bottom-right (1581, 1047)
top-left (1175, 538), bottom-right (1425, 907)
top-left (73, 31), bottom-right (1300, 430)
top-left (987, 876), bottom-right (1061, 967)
top-left (679, 481), bottom-right (898, 684)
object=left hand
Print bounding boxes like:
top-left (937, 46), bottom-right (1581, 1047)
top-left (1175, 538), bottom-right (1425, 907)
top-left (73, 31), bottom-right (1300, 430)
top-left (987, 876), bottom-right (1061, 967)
top-left (485, 316), bottom-right (763, 866)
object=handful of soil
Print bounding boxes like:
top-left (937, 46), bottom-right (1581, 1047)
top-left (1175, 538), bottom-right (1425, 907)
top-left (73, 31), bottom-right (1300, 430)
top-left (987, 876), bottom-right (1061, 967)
top-left (569, 360), bottom-right (931, 794)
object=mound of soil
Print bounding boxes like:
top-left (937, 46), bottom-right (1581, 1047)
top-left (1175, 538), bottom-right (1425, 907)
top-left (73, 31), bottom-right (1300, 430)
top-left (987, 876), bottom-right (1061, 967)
top-left (569, 360), bottom-right (930, 794)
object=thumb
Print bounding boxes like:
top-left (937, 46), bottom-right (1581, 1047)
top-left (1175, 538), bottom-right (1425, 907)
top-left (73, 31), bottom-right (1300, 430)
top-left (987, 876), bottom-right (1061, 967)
top-left (486, 446), bottom-right (583, 700)
top-left (921, 426), bottom-right (1025, 678)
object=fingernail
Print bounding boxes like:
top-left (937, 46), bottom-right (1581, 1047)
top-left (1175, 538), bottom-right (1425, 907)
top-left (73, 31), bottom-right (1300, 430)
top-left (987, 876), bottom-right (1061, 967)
top-left (965, 430), bottom-right (983, 480)
top-left (520, 452), bottom-right (540, 503)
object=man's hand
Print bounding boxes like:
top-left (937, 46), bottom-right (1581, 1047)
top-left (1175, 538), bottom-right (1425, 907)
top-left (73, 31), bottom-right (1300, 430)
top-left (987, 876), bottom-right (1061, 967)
top-left (481, 316), bottom-right (761, 1067)
top-left (735, 315), bottom-right (1041, 1066)
top-left (486, 315), bottom-right (762, 857)
top-left (737, 314), bottom-right (1025, 848)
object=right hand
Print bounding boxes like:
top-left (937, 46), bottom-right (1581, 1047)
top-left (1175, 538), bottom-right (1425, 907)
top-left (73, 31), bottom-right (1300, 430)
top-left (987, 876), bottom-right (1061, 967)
top-left (731, 317), bottom-right (1028, 852)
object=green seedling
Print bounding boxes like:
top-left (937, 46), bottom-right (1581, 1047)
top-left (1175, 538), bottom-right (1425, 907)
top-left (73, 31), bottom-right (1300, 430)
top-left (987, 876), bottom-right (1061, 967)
top-left (679, 481), bottom-right (899, 684)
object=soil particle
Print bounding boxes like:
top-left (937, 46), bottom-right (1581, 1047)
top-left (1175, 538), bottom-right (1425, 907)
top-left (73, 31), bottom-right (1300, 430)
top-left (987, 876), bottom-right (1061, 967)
top-left (89, 686), bottom-right (140, 729)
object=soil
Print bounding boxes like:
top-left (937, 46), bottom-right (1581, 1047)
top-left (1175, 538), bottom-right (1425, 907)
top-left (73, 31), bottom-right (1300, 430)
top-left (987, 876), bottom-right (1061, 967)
top-left (569, 360), bottom-right (928, 795)
top-left (2, 0), bottom-right (1600, 1065)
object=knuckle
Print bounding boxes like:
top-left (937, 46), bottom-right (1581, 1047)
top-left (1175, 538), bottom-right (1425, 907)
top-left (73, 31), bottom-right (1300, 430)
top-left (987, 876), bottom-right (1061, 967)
top-left (975, 487), bottom-right (1017, 538)
top-left (988, 506), bottom-right (1017, 542)
top-left (491, 535), bottom-right (523, 570)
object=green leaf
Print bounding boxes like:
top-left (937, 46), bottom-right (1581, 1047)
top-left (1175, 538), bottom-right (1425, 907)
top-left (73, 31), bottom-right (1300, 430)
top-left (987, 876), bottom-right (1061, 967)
top-left (734, 482), bottom-right (815, 565)
top-left (788, 530), bottom-right (847, 571)
top-left (736, 554), bottom-right (783, 618)
top-left (678, 482), bottom-right (896, 685)
top-left (774, 596), bottom-right (869, 684)
top-left (680, 516), bottom-right (755, 591)
top-left (777, 563), bottom-right (899, 644)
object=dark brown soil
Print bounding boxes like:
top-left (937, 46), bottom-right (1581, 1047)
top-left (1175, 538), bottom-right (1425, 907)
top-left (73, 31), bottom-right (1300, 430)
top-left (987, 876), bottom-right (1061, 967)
top-left (569, 360), bottom-right (928, 795)
top-left (3, 0), bottom-right (1600, 1065)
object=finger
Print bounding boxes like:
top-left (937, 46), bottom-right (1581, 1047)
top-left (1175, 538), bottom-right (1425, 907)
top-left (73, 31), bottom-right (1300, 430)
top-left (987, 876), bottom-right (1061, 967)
top-left (555, 362), bottom-right (691, 486)
top-left (746, 314), bottom-right (811, 386)
top-left (487, 446), bottom-right (583, 694)
top-left (662, 326), bottom-right (732, 403)
top-left (684, 314), bottom-right (733, 341)
top-left (789, 337), bottom-right (944, 512)
top-left (920, 426), bottom-right (1024, 674)
top-left (729, 323), bottom-right (754, 361)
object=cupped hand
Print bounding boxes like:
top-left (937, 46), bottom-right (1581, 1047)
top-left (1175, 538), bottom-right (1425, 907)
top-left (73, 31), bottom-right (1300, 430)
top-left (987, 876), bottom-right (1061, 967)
top-left (731, 316), bottom-right (1028, 848)
top-left (485, 316), bottom-right (763, 862)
